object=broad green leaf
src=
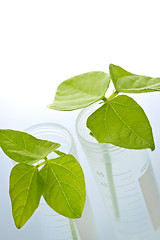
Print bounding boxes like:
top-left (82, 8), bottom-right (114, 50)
top-left (48, 72), bottom-right (110, 110)
top-left (9, 164), bottom-right (44, 229)
top-left (87, 95), bottom-right (155, 150)
top-left (40, 154), bottom-right (86, 218)
top-left (0, 129), bottom-right (60, 164)
top-left (109, 64), bottom-right (160, 93)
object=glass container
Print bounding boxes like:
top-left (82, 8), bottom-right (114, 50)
top-left (25, 123), bottom-right (99, 240)
top-left (76, 102), bottom-right (160, 240)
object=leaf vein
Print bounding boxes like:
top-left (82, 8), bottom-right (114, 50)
top-left (109, 103), bottom-right (151, 147)
top-left (49, 165), bottom-right (80, 217)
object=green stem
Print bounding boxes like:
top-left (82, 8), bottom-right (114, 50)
top-left (105, 161), bottom-right (119, 220)
top-left (107, 91), bottom-right (118, 101)
top-left (102, 96), bottom-right (107, 102)
top-left (37, 161), bottom-right (46, 168)
top-left (37, 156), bottom-right (48, 168)
top-left (69, 219), bottom-right (79, 240)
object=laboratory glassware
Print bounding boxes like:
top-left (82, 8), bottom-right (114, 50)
top-left (76, 102), bottom-right (160, 240)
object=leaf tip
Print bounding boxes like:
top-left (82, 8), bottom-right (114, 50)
top-left (109, 63), bottom-right (114, 68)
top-left (151, 143), bottom-right (155, 151)
top-left (109, 63), bottom-right (116, 71)
top-left (15, 221), bottom-right (23, 229)
top-left (16, 225), bottom-right (22, 229)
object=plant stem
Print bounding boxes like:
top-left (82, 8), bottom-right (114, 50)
top-left (107, 91), bottom-right (118, 101)
top-left (69, 219), bottom-right (79, 240)
top-left (37, 161), bottom-right (46, 168)
top-left (102, 96), bottom-right (107, 102)
top-left (105, 161), bottom-right (119, 220)
top-left (37, 157), bottom-right (48, 168)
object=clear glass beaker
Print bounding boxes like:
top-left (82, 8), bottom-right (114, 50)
top-left (76, 101), bottom-right (160, 240)
top-left (25, 123), bottom-right (99, 240)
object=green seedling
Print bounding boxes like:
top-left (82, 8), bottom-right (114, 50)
top-left (0, 129), bottom-right (86, 229)
top-left (48, 64), bottom-right (158, 151)
top-left (48, 64), bottom-right (160, 223)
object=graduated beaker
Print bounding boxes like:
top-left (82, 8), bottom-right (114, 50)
top-left (26, 123), bottom-right (99, 240)
top-left (76, 101), bottom-right (160, 240)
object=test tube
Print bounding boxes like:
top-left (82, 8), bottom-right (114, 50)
top-left (25, 123), bottom-right (99, 240)
top-left (76, 101), bottom-right (160, 240)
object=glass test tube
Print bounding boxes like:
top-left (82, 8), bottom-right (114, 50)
top-left (76, 102), bottom-right (160, 240)
top-left (26, 123), bottom-right (99, 240)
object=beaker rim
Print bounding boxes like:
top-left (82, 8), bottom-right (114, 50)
top-left (75, 102), bottom-right (124, 153)
top-left (25, 122), bottom-right (75, 154)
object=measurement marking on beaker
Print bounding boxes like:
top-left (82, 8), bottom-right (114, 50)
top-left (113, 181), bottom-right (135, 187)
top-left (125, 187), bottom-right (137, 192)
top-left (128, 198), bottom-right (141, 204)
top-left (118, 192), bottom-right (139, 199)
top-left (131, 228), bottom-right (151, 234)
top-left (97, 171), bottom-right (104, 177)
top-left (47, 224), bottom-right (69, 228)
top-left (132, 211), bottom-right (146, 217)
top-left (121, 175), bottom-right (133, 181)
top-left (121, 217), bottom-right (147, 223)
top-left (57, 218), bottom-right (68, 222)
top-left (42, 213), bottom-right (58, 217)
top-left (120, 205), bottom-right (142, 212)
top-left (118, 228), bottom-right (150, 235)
top-left (136, 222), bottom-right (150, 228)
top-left (113, 170), bottom-right (131, 176)
top-left (56, 224), bottom-right (70, 228)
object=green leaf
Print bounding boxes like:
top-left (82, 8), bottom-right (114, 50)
top-left (0, 129), bottom-right (60, 164)
top-left (109, 64), bottom-right (160, 93)
top-left (48, 72), bottom-right (110, 110)
top-left (87, 95), bottom-right (155, 150)
top-left (40, 154), bottom-right (86, 218)
top-left (9, 164), bottom-right (44, 229)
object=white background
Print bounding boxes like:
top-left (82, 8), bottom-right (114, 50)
top-left (1, 1), bottom-right (160, 240)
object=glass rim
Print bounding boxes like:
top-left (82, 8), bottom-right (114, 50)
top-left (75, 102), bottom-right (118, 150)
top-left (75, 103), bottom-right (142, 154)
top-left (25, 122), bottom-right (75, 154)
top-left (75, 103), bottom-right (150, 154)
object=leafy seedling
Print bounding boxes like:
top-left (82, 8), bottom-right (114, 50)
top-left (48, 64), bottom-right (158, 151)
top-left (48, 64), bottom-right (160, 222)
top-left (0, 129), bottom-right (86, 229)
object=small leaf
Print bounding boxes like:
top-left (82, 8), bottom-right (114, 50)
top-left (48, 72), bottom-right (110, 110)
top-left (87, 95), bottom-right (155, 150)
top-left (40, 154), bottom-right (86, 218)
top-left (0, 129), bottom-right (60, 164)
top-left (9, 164), bottom-right (44, 229)
top-left (109, 64), bottom-right (160, 93)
